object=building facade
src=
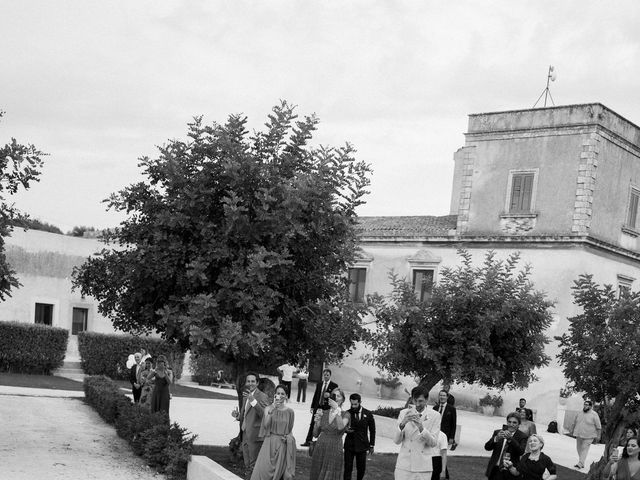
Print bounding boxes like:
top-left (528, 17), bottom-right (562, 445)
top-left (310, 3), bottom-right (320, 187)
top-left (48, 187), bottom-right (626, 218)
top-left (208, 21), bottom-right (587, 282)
top-left (331, 104), bottom-right (640, 423)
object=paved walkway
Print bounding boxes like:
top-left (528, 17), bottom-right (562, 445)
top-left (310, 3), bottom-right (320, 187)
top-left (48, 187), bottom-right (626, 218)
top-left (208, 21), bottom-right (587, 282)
top-left (0, 392), bottom-right (163, 480)
top-left (0, 383), bottom-right (602, 476)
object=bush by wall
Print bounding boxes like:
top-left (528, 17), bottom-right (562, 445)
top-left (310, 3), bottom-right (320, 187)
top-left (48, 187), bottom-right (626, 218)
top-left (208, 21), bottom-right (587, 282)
top-left (371, 405), bottom-right (403, 419)
top-left (84, 375), bottom-right (196, 479)
top-left (78, 332), bottom-right (184, 380)
top-left (189, 350), bottom-right (236, 385)
top-left (0, 321), bottom-right (68, 374)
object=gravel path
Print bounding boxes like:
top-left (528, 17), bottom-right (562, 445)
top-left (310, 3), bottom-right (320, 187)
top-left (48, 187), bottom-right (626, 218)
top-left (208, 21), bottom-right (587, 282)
top-left (0, 394), bottom-right (165, 480)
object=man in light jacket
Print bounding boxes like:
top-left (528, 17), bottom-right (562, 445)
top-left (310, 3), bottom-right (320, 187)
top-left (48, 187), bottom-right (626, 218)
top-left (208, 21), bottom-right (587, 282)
top-left (394, 386), bottom-right (441, 480)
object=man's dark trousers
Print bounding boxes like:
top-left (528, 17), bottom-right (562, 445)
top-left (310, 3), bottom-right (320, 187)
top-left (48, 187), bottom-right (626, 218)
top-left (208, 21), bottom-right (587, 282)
top-left (344, 407), bottom-right (375, 480)
top-left (129, 364), bottom-right (141, 403)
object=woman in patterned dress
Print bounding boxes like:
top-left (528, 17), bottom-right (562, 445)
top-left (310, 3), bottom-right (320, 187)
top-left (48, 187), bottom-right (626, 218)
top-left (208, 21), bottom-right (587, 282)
top-left (250, 384), bottom-right (296, 480)
top-left (138, 358), bottom-right (155, 409)
top-left (310, 388), bottom-right (350, 480)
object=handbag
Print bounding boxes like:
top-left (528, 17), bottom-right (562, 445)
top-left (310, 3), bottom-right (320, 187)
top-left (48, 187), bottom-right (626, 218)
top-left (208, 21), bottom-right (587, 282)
top-left (308, 440), bottom-right (316, 457)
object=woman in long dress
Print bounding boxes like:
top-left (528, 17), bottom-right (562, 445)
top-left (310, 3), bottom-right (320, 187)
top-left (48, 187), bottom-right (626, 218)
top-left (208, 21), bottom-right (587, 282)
top-left (250, 384), bottom-right (296, 480)
top-left (149, 355), bottom-right (173, 414)
top-left (310, 388), bottom-right (350, 480)
top-left (138, 358), bottom-right (155, 409)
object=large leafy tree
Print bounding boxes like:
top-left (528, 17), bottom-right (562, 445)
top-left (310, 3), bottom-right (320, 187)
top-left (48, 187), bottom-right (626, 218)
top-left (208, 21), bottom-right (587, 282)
top-left (366, 249), bottom-right (554, 392)
top-left (0, 110), bottom-right (45, 300)
top-left (73, 102), bottom-right (371, 374)
top-left (557, 274), bottom-right (640, 467)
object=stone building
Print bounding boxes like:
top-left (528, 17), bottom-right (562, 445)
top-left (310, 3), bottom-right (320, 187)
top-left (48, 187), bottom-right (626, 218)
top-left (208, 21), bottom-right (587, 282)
top-left (330, 103), bottom-right (640, 423)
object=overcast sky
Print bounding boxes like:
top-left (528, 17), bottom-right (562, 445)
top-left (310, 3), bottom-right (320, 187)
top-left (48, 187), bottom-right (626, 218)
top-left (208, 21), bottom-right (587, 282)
top-left (1, 1), bottom-right (639, 232)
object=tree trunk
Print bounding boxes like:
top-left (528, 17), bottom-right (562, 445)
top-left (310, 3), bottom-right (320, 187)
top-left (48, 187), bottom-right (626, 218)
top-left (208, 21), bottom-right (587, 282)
top-left (418, 372), bottom-right (442, 395)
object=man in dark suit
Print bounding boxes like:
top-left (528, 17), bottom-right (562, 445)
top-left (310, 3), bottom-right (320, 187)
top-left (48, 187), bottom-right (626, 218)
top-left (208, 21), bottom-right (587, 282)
top-left (344, 393), bottom-right (375, 480)
top-left (484, 412), bottom-right (528, 479)
top-left (302, 368), bottom-right (338, 446)
top-left (433, 389), bottom-right (457, 478)
top-left (129, 352), bottom-right (142, 403)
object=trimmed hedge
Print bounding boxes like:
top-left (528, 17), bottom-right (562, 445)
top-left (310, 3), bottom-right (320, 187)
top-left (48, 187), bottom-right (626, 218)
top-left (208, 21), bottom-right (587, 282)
top-left (189, 350), bottom-right (236, 385)
top-left (84, 375), bottom-right (196, 479)
top-left (371, 405), bottom-right (403, 419)
top-left (78, 332), bottom-right (184, 380)
top-left (0, 321), bottom-right (68, 374)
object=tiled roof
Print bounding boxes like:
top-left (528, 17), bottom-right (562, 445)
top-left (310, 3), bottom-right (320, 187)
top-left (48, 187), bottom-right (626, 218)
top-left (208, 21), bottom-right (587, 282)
top-left (356, 215), bottom-right (458, 238)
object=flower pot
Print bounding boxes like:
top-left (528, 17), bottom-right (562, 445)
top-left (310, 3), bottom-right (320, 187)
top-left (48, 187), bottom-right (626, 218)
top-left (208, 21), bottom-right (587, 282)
top-left (481, 405), bottom-right (495, 416)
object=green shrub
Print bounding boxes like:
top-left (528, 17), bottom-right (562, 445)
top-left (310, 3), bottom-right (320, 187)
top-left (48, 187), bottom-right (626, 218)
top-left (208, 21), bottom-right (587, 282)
top-left (83, 375), bottom-right (196, 480)
top-left (78, 332), bottom-right (184, 380)
top-left (0, 321), bottom-right (68, 374)
top-left (371, 406), bottom-right (403, 419)
top-left (189, 350), bottom-right (235, 385)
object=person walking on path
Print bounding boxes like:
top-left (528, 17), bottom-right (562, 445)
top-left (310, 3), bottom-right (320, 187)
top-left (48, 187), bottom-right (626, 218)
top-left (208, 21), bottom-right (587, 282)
top-left (344, 393), bottom-right (376, 480)
top-left (297, 365), bottom-right (309, 403)
top-left (277, 363), bottom-right (297, 398)
top-left (570, 399), bottom-right (602, 469)
top-left (394, 386), bottom-right (441, 480)
top-left (302, 368), bottom-right (338, 447)
top-left (129, 352), bottom-right (143, 403)
top-left (250, 384), bottom-right (296, 480)
top-left (231, 372), bottom-right (270, 478)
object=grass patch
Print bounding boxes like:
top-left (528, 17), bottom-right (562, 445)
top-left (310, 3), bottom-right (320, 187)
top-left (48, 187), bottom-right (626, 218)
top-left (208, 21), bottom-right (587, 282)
top-left (0, 373), bottom-right (83, 390)
top-left (0, 373), bottom-right (236, 400)
top-left (193, 445), bottom-right (588, 480)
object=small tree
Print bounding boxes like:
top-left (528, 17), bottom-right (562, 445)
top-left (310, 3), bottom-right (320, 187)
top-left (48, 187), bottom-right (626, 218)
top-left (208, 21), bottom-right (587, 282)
top-left (557, 274), bottom-right (640, 474)
top-left (73, 101), bottom-right (371, 381)
top-left (366, 249), bottom-right (554, 392)
top-left (0, 111), bottom-right (45, 300)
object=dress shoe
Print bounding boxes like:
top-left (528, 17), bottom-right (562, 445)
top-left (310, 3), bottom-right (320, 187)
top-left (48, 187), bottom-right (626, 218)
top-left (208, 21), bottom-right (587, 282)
top-left (300, 442), bottom-right (311, 447)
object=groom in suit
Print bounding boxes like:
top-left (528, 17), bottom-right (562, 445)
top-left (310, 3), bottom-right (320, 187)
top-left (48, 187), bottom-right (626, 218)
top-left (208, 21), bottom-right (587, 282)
top-left (302, 368), bottom-right (338, 446)
top-left (344, 393), bottom-right (376, 480)
top-left (129, 352), bottom-right (142, 403)
top-left (231, 372), bottom-right (269, 477)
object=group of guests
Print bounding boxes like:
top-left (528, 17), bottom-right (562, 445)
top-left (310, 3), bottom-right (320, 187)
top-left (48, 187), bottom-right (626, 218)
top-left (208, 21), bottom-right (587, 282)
top-left (484, 410), bottom-right (557, 480)
top-left (127, 348), bottom-right (173, 414)
top-left (231, 368), bottom-right (377, 480)
top-left (604, 426), bottom-right (640, 480)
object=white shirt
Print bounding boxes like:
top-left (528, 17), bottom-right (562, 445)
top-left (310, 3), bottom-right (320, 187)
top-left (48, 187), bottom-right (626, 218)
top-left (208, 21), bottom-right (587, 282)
top-left (279, 364), bottom-right (297, 382)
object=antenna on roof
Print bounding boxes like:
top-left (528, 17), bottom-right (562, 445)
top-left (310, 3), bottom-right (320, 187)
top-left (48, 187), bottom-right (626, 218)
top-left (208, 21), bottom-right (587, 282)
top-left (533, 66), bottom-right (557, 108)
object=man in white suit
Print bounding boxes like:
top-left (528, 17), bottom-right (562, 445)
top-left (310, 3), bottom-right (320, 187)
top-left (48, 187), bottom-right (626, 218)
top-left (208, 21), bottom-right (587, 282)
top-left (394, 386), bottom-right (441, 480)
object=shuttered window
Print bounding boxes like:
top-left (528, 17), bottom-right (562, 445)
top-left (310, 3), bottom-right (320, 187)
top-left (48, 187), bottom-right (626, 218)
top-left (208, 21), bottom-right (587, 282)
top-left (412, 269), bottom-right (434, 302)
top-left (509, 173), bottom-right (535, 213)
top-left (348, 268), bottom-right (366, 303)
top-left (626, 189), bottom-right (640, 229)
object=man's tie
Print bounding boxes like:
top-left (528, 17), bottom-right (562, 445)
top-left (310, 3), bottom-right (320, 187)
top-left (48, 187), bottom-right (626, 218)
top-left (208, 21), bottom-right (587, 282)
top-left (320, 382), bottom-right (327, 402)
top-left (439, 404), bottom-right (444, 414)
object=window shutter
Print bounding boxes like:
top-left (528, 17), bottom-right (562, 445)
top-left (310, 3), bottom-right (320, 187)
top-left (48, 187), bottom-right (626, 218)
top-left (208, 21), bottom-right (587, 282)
top-left (510, 175), bottom-right (523, 212)
top-left (521, 174), bottom-right (534, 211)
top-left (628, 191), bottom-right (639, 228)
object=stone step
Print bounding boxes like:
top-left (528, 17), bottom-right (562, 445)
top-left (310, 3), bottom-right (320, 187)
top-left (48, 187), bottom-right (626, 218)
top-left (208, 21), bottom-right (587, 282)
top-left (55, 367), bottom-right (84, 374)
top-left (61, 361), bottom-right (82, 369)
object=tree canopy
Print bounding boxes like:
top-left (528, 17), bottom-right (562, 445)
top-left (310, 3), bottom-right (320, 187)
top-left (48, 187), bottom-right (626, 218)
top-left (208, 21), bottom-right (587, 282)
top-left (73, 102), bottom-right (371, 369)
top-left (0, 110), bottom-right (45, 300)
top-left (366, 249), bottom-right (554, 392)
top-left (557, 274), bottom-right (640, 449)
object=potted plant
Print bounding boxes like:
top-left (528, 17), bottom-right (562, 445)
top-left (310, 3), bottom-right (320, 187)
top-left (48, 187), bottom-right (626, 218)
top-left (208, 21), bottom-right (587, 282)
top-left (479, 393), bottom-right (503, 416)
top-left (374, 375), bottom-right (403, 399)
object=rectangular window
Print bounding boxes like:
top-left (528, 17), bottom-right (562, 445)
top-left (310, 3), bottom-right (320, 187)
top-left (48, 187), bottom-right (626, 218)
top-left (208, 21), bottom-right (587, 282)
top-left (618, 275), bottom-right (634, 298)
top-left (626, 189), bottom-right (640, 229)
top-left (72, 307), bottom-right (88, 335)
top-left (348, 268), bottom-right (366, 303)
top-left (34, 303), bottom-right (53, 326)
top-left (412, 269), bottom-right (434, 302)
top-left (509, 173), bottom-right (535, 213)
